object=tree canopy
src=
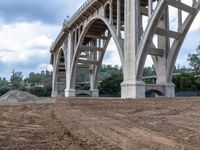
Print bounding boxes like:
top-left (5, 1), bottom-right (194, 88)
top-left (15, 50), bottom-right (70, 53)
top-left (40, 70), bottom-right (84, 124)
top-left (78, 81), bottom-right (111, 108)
top-left (188, 45), bottom-right (200, 72)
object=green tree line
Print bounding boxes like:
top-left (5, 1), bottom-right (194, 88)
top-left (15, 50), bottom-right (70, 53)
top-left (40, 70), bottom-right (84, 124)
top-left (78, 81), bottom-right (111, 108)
top-left (0, 70), bottom-right (52, 97)
top-left (1, 43), bottom-right (200, 97)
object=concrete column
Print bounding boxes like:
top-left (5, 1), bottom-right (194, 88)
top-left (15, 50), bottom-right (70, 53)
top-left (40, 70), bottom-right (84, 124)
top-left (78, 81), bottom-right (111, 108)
top-left (155, 8), bottom-right (175, 97)
top-left (148, 0), bottom-right (153, 18)
top-left (109, 3), bottom-right (113, 24)
top-left (65, 32), bottom-right (76, 97)
top-left (51, 52), bottom-right (58, 97)
top-left (156, 8), bottom-right (169, 84)
top-left (64, 39), bottom-right (68, 94)
top-left (74, 30), bottom-right (77, 51)
top-left (117, 0), bottom-right (121, 38)
top-left (193, 0), bottom-right (196, 6)
top-left (178, 0), bottom-right (182, 29)
top-left (165, 83), bottom-right (175, 97)
top-left (90, 40), bottom-right (99, 97)
top-left (71, 32), bottom-right (74, 57)
top-left (121, 0), bottom-right (145, 99)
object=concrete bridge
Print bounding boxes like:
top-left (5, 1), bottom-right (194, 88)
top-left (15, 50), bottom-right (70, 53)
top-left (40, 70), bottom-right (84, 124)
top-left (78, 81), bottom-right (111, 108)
top-left (50, 0), bottom-right (200, 98)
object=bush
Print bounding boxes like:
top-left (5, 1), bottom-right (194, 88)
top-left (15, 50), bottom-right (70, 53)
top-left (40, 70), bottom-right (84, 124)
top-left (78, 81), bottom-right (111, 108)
top-left (0, 87), bottom-right (11, 96)
top-left (21, 86), bottom-right (52, 97)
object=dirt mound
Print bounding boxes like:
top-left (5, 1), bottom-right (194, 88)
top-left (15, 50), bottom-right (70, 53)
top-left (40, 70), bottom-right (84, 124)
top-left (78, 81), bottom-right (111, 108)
top-left (0, 90), bottom-right (39, 103)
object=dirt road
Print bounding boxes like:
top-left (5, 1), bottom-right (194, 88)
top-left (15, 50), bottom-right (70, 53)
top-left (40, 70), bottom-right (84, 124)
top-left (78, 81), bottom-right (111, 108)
top-left (0, 97), bottom-right (200, 149)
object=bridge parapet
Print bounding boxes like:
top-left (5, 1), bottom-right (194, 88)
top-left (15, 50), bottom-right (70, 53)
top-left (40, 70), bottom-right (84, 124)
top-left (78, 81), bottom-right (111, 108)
top-left (67, 0), bottom-right (95, 26)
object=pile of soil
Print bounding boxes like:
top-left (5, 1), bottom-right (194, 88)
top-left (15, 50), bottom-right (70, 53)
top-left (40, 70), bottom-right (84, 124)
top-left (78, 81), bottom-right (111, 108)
top-left (0, 90), bottom-right (39, 103)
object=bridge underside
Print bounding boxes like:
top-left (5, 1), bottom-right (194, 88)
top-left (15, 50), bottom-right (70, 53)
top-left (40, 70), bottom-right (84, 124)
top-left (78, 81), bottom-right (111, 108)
top-left (51, 0), bottom-right (200, 98)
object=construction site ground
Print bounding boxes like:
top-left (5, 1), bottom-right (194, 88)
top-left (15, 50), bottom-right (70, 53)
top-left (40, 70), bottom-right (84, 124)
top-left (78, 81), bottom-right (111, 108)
top-left (0, 97), bottom-right (200, 150)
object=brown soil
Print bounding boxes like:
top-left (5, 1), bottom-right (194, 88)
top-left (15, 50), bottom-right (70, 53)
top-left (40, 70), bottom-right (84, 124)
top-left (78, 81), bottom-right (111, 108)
top-left (0, 97), bottom-right (200, 149)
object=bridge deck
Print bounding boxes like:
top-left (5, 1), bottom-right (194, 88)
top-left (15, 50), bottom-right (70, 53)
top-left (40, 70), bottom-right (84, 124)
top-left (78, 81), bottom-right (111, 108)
top-left (50, 0), bottom-right (158, 55)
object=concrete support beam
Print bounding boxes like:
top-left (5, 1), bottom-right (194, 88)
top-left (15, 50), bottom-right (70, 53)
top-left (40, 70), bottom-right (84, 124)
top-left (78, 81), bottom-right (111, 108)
top-left (80, 45), bottom-right (104, 52)
top-left (117, 0), bottom-right (121, 38)
top-left (52, 53), bottom-right (58, 97)
top-left (155, 28), bottom-right (181, 40)
top-left (148, 48), bottom-right (164, 56)
top-left (168, 1), bottom-right (195, 13)
top-left (85, 34), bottom-right (108, 40)
top-left (155, 7), bottom-right (174, 98)
top-left (78, 59), bottom-right (99, 65)
top-left (148, 0), bottom-right (153, 17)
top-left (178, 0), bottom-right (182, 29)
top-left (121, 0), bottom-right (145, 98)
top-left (109, 3), bottom-right (113, 24)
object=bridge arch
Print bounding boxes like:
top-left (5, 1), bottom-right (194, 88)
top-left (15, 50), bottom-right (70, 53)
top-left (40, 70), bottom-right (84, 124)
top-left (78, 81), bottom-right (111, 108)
top-left (54, 48), bottom-right (66, 96)
top-left (167, 2), bottom-right (200, 82)
top-left (68, 15), bottom-right (124, 91)
top-left (136, 0), bottom-right (200, 83)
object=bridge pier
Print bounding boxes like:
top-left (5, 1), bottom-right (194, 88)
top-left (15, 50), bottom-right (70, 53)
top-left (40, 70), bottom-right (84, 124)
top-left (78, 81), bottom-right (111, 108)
top-left (121, 82), bottom-right (146, 98)
top-left (164, 83), bottom-right (175, 97)
top-left (51, 53), bottom-right (58, 97)
top-left (65, 89), bottom-right (76, 97)
top-left (121, 0), bottom-right (146, 98)
top-left (90, 89), bottom-right (99, 97)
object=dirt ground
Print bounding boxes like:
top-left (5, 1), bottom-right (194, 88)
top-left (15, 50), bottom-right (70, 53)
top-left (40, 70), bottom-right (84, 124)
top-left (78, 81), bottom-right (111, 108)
top-left (0, 97), bottom-right (200, 150)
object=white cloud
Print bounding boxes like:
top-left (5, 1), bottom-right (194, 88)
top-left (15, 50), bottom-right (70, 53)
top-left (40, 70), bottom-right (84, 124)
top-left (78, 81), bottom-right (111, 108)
top-left (0, 21), bottom-right (60, 77)
top-left (38, 64), bottom-right (53, 71)
top-left (0, 0), bottom-right (200, 79)
top-left (103, 39), bottom-right (122, 66)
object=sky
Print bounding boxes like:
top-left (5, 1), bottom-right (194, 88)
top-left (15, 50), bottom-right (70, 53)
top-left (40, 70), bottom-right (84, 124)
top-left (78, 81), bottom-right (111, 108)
top-left (0, 0), bottom-right (200, 79)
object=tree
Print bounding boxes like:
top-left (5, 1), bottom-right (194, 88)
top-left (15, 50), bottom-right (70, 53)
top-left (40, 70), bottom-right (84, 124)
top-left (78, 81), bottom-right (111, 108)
top-left (99, 72), bottom-right (123, 96)
top-left (10, 70), bottom-right (23, 89)
top-left (188, 44), bottom-right (200, 72)
top-left (143, 66), bottom-right (156, 77)
top-left (0, 77), bottom-right (9, 87)
top-left (172, 73), bottom-right (196, 91)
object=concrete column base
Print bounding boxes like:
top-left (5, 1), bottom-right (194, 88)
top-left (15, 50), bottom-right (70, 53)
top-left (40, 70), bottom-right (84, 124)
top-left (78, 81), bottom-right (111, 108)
top-left (65, 89), bottom-right (76, 97)
top-left (90, 89), bottom-right (99, 97)
top-left (121, 81), bottom-right (146, 99)
top-left (164, 83), bottom-right (175, 97)
top-left (51, 91), bottom-right (58, 97)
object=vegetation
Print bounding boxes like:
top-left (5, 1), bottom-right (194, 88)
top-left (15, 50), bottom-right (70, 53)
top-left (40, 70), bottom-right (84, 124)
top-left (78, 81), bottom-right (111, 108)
top-left (188, 45), bottom-right (200, 72)
top-left (0, 70), bottom-right (52, 97)
top-left (1, 44), bottom-right (200, 97)
top-left (99, 71), bottom-right (123, 97)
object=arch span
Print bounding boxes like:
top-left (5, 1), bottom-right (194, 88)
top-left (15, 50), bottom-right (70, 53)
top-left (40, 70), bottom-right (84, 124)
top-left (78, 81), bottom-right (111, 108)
top-left (167, 1), bottom-right (200, 82)
top-left (68, 15), bottom-right (124, 91)
top-left (54, 48), bottom-right (66, 96)
top-left (136, 0), bottom-right (200, 82)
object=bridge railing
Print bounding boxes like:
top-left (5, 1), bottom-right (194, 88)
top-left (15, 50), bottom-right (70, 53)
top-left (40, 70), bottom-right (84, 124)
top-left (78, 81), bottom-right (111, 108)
top-left (66, 0), bottom-right (95, 26)
top-left (51, 0), bottom-right (97, 51)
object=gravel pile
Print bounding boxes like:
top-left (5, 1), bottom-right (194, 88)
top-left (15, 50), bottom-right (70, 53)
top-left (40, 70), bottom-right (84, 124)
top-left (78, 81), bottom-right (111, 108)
top-left (0, 90), bottom-right (39, 103)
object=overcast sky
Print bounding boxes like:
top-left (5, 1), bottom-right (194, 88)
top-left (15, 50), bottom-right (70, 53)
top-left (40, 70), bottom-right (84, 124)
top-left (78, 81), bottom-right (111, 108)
top-left (0, 0), bottom-right (200, 79)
